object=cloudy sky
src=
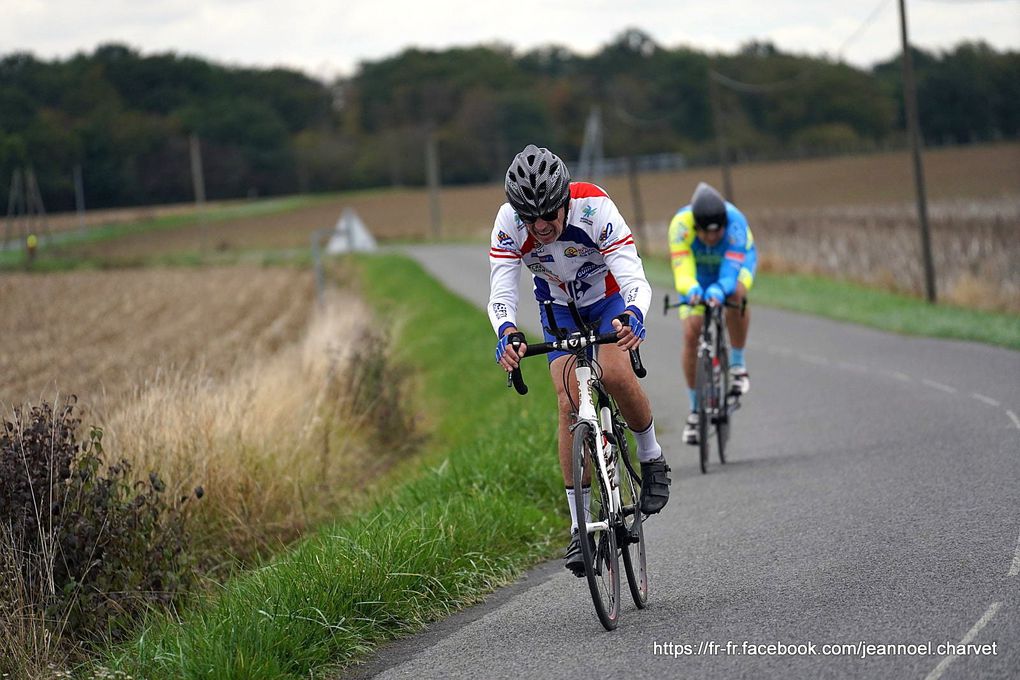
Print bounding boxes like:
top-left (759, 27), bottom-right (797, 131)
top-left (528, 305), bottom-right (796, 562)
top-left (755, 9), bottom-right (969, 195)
top-left (5, 0), bottom-right (1018, 80)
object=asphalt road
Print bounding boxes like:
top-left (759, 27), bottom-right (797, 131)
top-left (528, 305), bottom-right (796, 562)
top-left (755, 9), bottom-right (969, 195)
top-left (354, 244), bottom-right (1020, 680)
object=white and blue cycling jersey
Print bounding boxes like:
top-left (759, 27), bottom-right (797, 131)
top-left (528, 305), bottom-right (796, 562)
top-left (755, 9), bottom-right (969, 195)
top-left (487, 182), bottom-right (652, 338)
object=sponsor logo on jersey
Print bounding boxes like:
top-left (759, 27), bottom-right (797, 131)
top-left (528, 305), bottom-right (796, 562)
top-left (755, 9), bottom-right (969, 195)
top-left (492, 302), bottom-right (508, 319)
top-left (513, 213), bottom-right (525, 229)
top-left (539, 254), bottom-right (554, 263)
top-left (599, 223), bottom-right (614, 244)
top-left (580, 204), bottom-right (597, 226)
top-left (576, 261), bottom-right (605, 280)
top-left (728, 233), bottom-right (740, 247)
top-left (527, 263), bottom-right (548, 274)
top-left (564, 246), bottom-right (579, 258)
top-left (497, 230), bottom-right (515, 247)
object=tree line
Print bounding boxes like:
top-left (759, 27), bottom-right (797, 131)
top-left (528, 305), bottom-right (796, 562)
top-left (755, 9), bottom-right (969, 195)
top-left (1, 30), bottom-right (1016, 211)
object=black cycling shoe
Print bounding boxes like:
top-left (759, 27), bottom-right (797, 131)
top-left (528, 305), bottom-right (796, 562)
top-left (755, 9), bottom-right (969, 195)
top-left (564, 530), bottom-right (587, 578)
top-left (639, 457), bottom-right (672, 514)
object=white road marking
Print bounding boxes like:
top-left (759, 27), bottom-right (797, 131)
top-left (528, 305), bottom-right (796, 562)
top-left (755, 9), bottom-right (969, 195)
top-left (970, 393), bottom-right (1000, 407)
top-left (1007, 410), bottom-right (1020, 431)
top-left (890, 371), bottom-right (912, 382)
top-left (925, 602), bottom-right (1002, 680)
top-left (837, 361), bottom-right (868, 372)
top-left (1009, 531), bottom-right (1020, 578)
top-left (922, 379), bottom-right (957, 394)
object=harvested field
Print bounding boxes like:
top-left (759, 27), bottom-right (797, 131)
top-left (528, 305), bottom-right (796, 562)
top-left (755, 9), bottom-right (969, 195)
top-left (0, 266), bottom-right (314, 414)
top-left (43, 142), bottom-right (1019, 259)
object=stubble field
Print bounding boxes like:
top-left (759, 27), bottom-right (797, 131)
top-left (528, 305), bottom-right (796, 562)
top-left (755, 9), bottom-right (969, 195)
top-left (0, 266), bottom-right (314, 414)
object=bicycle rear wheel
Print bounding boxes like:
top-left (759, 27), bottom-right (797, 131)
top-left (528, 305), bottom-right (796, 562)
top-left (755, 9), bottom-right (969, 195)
top-left (695, 349), bottom-right (712, 474)
top-left (715, 335), bottom-right (730, 465)
top-left (615, 419), bottom-right (648, 609)
top-left (572, 421), bottom-right (621, 630)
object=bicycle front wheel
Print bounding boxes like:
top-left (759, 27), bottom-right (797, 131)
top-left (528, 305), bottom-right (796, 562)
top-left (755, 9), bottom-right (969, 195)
top-left (615, 420), bottom-right (648, 609)
top-left (715, 339), bottom-right (730, 464)
top-left (695, 350), bottom-right (712, 474)
top-left (572, 421), bottom-right (621, 630)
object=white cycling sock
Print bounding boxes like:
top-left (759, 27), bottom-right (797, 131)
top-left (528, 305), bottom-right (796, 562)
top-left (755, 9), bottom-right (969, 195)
top-left (565, 486), bottom-right (592, 532)
top-left (634, 420), bottom-right (663, 463)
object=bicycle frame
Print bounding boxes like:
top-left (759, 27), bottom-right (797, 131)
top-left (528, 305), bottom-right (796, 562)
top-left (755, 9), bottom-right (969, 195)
top-left (506, 299), bottom-right (646, 531)
top-left (573, 356), bottom-right (622, 534)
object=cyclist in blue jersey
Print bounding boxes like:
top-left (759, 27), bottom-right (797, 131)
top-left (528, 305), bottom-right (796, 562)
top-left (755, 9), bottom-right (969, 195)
top-left (489, 145), bottom-right (672, 576)
top-left (668, 182), bottom-right (757, 445)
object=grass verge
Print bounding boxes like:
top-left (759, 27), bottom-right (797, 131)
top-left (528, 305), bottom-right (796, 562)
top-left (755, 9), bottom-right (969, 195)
top-left (98, 254), bottom-right (563, 678)
top-left (644, 256), bottom-right (1020, 350)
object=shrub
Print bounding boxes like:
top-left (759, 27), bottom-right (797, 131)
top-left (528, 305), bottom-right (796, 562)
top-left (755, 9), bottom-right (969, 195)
top-left (0, 398), bottom-right (196, 673)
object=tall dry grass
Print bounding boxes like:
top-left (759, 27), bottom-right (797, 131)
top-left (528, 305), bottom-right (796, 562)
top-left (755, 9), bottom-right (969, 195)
top-left (102, 290), bottom-right (417, 566)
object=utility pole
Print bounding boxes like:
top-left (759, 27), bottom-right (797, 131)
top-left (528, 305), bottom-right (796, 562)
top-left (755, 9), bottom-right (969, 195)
top-left (898, 0), bottom-right (937, 303)
top-left (74, 164), bottom-right (86, 237)
top-left (626, 156), bottom-right (647, 249)
top-left (189, 133), bottom-right (208, 252)
top-left (578, 107), bottom-right (605, 182)
top-left (425, 127), bottom-right (442, 240)
top-left (708, 72), bottom-right (735, 202)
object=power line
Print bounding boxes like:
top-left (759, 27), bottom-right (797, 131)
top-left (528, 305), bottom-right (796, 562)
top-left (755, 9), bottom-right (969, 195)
top-left (709, 68), bottom-right (807, 94)
top-left (711, 0), bottom-right (903, 93)
top-left (837, 0), bottom-right (895, 59)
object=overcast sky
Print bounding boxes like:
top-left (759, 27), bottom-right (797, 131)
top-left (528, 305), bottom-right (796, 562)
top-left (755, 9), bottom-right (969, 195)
top-left (5, 0), bottom-right (1018, 80)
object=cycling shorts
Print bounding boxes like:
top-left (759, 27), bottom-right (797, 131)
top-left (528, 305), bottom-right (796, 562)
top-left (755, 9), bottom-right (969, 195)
top-left (538, 293), bottom-right (626, 363)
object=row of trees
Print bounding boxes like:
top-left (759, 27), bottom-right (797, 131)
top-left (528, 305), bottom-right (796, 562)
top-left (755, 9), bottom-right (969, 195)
top-left (1, 32), bottom-right (1017, 211)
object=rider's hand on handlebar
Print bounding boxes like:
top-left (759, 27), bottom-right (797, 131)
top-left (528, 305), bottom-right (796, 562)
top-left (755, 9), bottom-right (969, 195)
top-left (705, 283), bottom-right (725, 306)
top-left (686, 283), bottom-right (704, 306)
top-left (496, 329), bottom-right (527, 371)
top-left (612, 313), bottom-right (645, 351)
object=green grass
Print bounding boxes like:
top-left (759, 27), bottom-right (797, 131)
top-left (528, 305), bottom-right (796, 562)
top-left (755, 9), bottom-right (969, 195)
top-left (98, 254), bottom-right (563, 678)
top-left (643, 256), bottom-right (1020, 350)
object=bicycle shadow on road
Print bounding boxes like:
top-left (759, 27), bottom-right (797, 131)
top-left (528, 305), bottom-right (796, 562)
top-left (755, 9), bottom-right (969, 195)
top-left (670, 449), bottom-right (815, 477)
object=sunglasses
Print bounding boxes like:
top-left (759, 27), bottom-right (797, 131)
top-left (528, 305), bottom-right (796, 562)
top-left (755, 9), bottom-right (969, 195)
top-left (520, 208), bottom-right (561, 224)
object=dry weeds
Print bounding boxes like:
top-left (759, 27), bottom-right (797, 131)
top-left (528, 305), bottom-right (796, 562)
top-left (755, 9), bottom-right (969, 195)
top-left (748, 198), bottom-right (1020, 312)
top-left (102, 289), bottom-right (412, 563)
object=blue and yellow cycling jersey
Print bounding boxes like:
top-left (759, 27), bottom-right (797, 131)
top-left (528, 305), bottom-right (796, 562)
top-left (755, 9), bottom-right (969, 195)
top-left (667, 202), bottom-right (757, 296)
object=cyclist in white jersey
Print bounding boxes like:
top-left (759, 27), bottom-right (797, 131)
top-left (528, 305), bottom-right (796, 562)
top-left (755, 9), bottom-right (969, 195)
top-left (488, 144), bottom-right (672, 577)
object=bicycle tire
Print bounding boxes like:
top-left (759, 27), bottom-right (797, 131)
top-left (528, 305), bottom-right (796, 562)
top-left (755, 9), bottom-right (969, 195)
top-left (695, 349), bottom-right (712, 474)
top-left (614, 420), bottom-right (648, 608)
top-left (572, 421), bottom-right (621, 630)
top-left (716, 331), bottom-right (730, 465)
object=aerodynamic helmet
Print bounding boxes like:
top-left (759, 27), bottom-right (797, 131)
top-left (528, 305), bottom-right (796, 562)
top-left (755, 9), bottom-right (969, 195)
top-left (691, 182), bottom-right (728, 231)
top-left (504, 144), bottom-right (571, 222)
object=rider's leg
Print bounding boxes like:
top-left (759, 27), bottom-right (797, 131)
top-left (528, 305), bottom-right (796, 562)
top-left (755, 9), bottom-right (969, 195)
top-left (599, 345), bottom-right (671, 513)
top-left (683, 310), bottom-right (704, 410)
top-left (598, 346), bottom-right (660, 463)
top-left (726, 275), bottom-right (752, 395)
top-left (550, 353), bottom-right (591, 535)
top-left (550, 353), bottom-right (584, 486)
top-left (725, 281), bottom-right (750, 362)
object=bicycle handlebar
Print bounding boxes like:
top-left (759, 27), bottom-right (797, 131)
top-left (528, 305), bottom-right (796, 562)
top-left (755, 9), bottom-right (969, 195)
top-left (507, 310), bottom-right (646, 395)
top-left (662, 293), bottom-right (742, 315)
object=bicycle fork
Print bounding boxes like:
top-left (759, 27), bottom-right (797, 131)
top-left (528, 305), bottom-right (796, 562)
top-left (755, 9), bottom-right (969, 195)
top-left (575, 365), bottom-right (622, 536)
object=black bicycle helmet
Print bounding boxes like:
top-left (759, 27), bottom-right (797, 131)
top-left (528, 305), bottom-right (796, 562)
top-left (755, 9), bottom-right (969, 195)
top-left (504, 144), bottom-right (571, 221)
top-left (691, 182), bottom-right (728, 231)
